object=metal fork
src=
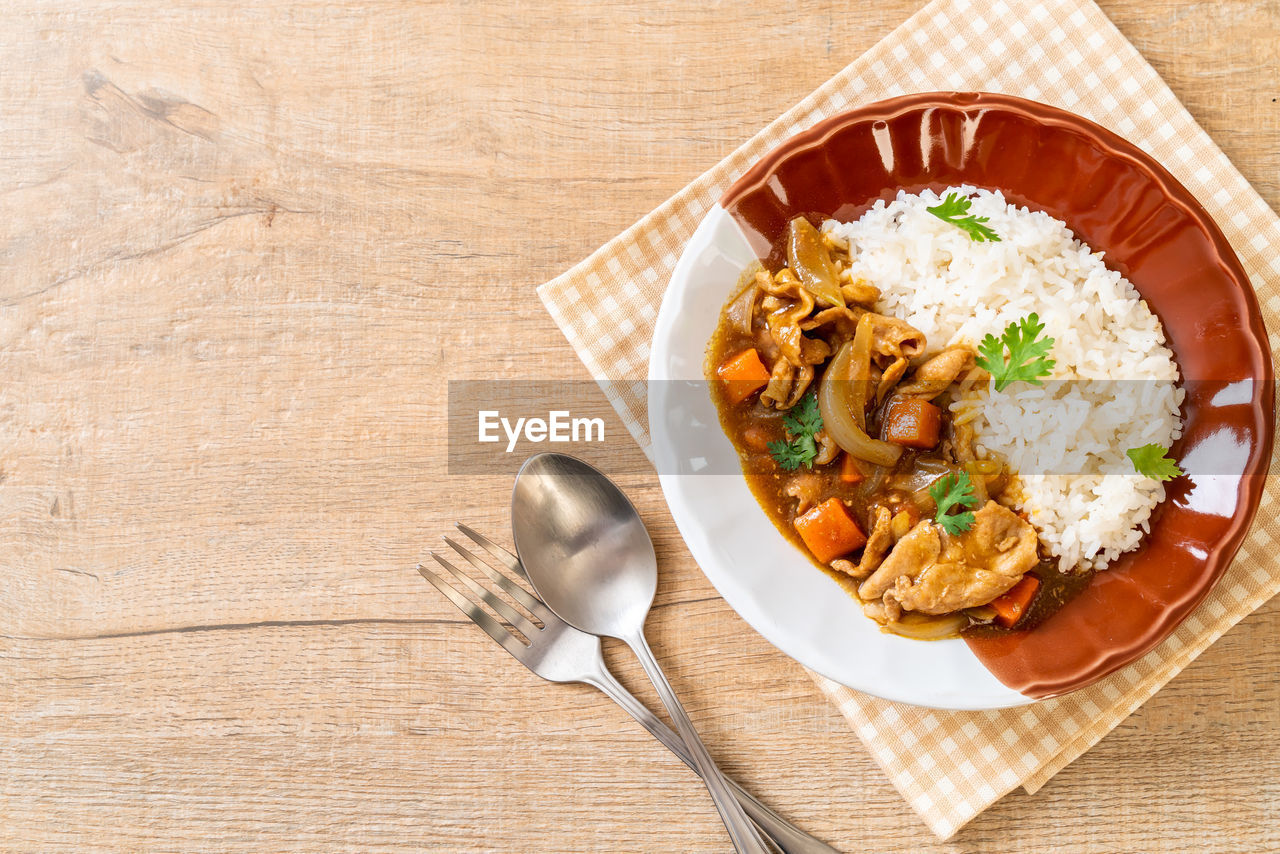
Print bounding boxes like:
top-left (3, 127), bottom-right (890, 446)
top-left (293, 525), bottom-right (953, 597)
top-left (417, 524), bottom-right (839, 854)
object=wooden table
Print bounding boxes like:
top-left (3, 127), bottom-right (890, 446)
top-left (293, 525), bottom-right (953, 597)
top-left (2, 1), bottom-right (1277, 851)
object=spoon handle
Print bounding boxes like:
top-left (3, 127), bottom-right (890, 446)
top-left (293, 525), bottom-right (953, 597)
top-left (623, 629), bottom-right (774, 854)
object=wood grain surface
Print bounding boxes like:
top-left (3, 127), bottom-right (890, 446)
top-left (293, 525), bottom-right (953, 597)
top-left (1, 1), bottom-right (1278, 851)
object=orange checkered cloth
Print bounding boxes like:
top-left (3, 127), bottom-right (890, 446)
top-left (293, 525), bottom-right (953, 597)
top-left (537, 0), bottom-right (1279, 838)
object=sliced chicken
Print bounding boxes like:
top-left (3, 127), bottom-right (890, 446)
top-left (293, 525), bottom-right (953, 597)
top-left (831, 506), bottom-right (891, 582)
top-left (841, 278), bottom-right (881, 307)
top-left (799, 305), bottom-right (865, 354)
top-left (952, 420), bottom-right (977, 464)
top-left (783, 472), bottom-right (825, 515)
top-left (766, 305), bottom-right (809, 368)
top-left (812, 430), bottom-right (839, 466)
top-left (851, 313), bottom-right (926, 402)
top-left (758, 268), bottom-right (814, 329)
top-left (861, 598), bottom-right (893, 623)
top-left (761, 357), bottom-right (813, 409)
top-left (858, 517), bottom-right (941, 601)
top-left (859, 501), bottom-right (1039, 617)
top-left (830, 558), bottom-right (859, 578)
top-left (894, 347), bottom-right (976, 400)
top-left (755, 271), bottom-right (835, 409)
top-left (866, 314), bottom-right (926, 368)
top-left (854, 505), bottom-right (894, 579)
top-left (875, 357), bottom-right (910, 402)
top-left (761, 359), bottom-right (797, 409)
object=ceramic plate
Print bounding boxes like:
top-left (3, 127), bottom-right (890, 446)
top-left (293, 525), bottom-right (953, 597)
top-left (648, 92), bottom-right (1273, 709)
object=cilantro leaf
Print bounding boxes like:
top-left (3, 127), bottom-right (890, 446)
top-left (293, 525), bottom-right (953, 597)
top-left (928, 471), bottom-right (979, 535)
top-left (974, 313), bottom-right (1057, 392)
top-left (926, 192), bottom-right (1002, 242)
top-left (1126, 444), bottom-right (1184, 481)
top-left (768, 392), bottom-right (823, 471)
top-left (767, 436), bottom-right (815, 471)
top-left (783, 392), bottom-right (822, 437)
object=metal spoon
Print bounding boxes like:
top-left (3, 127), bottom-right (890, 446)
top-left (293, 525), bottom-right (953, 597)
top-left (512, 453), bottom-right (772, 854)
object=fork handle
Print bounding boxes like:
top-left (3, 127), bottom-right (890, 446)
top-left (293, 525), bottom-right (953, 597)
top-left (582, 665), bottom-right (839, 854)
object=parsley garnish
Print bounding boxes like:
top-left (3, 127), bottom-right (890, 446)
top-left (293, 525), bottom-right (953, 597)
top-left (926, 192), bottom-right (1001, 242)
top-left (767, 392), bottom-right (823, 471)
top-left (1126, 444), bottom-right (1184, 481)
top-left (928, 471), bottom-right (980, 535)
top-left (974, 313), bottom-right (1057, 392)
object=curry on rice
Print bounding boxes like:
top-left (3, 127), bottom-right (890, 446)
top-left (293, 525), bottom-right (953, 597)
top-left (707, 215), bottom-right (1084, 640)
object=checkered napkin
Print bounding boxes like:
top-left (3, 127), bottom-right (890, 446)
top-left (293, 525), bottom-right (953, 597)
top-left (537, 0), bottom-right (1280, 838)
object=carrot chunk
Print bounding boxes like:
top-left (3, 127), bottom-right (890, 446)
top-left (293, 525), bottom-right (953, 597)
top-left (990, 575), bottom-right (1040, 628)
top-left (717, 348), bottom-right (771, 405)
top-left (839, 452), bottom-right (865, 484)
top-left (881, 397), bottom-right (942, 449)
top-left (793, 497), bottom-right (867, 563)
top-left (740, 423), bottom-right (775, 453)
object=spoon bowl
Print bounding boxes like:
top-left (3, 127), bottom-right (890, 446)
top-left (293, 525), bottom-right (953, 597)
top-left (511, 453), bottom-right (655, 638)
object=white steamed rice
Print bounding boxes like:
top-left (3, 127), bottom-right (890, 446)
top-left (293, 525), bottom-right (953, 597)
top-left (824, 186), bottom-right (1183, 571)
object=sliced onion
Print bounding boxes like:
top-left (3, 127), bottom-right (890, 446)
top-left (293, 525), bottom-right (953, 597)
top-left (963, 459), bottom-right (1003, 477)
top-left (887, 611), bottom-right (969, 641)
top-left (818, 334), bottom-right (903, 468)
top-left (888, 458), bottom-right (953, 493)
top-left (847, 314), bottom-right (872, 430)
top-left (961, 460), bottom-right (1000, 505)
top-left (965, 605), bottom-right (998, 623)
top-left (725, 274), bottom-right (760, 335)
top-left (908, 486), bottom-right (939, 515)
top-left (852, 464), bottom-right (889, 502)
top-left (787, 217), bottom-right (845, 308)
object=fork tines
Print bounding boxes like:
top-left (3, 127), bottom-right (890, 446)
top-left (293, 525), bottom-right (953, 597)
top-left (416, 525), bottom-right (549, 657)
